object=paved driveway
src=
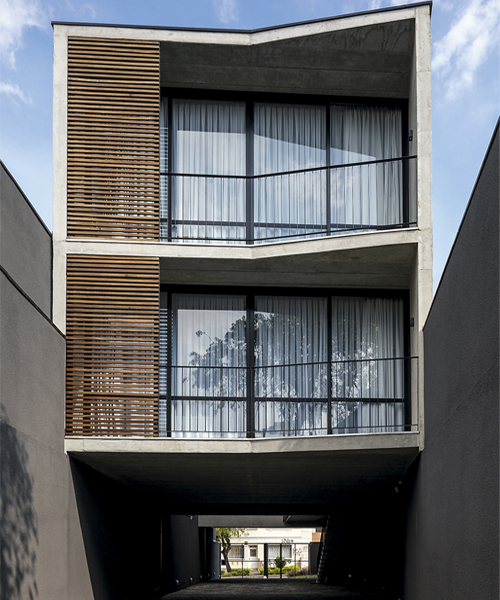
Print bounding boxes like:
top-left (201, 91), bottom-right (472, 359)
top-left (162, 579), bottom-right (390, 599)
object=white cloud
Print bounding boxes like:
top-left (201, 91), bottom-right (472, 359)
top-left (80, 3), bottom-right (97, 19)
top-left (0, 0), bottom-right (48, 68)
top-left (433, 0), bottom-right (500, 99)
top-left (369, 0), bottom-right (409, 9)
top-left (0, 81), bottom-right (32, 103)
top-left (212, 0), bottom-right (239, 24)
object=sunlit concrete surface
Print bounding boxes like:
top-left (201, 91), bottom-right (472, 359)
top-left (162, 580), bottom-right (390, 599)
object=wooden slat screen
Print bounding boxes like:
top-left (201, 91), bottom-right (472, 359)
top-left (67, 37), bottom-right (159, 240)
top-left (66, 255), bottom-right (159, 436)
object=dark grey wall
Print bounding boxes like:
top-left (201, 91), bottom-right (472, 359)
top-left (70, 460), bottom-right (162, 600)
top-left (404, 122), bottom-right (499, 600)
top-left (161, 515), bottom-right (205, 594)
top-left (0, 164), bottom-right (93, 598)
top-left (318, 487), bottom-right (407, 596)
top-left (0, 162), bottom-right (52, 317)
top-left (70, 458), bottom-right (217, 599)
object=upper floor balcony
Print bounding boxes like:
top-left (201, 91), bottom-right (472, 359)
top-left (159, 95), bottom-right (417, 245)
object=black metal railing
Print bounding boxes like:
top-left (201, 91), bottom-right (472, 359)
top-left (159, 156), bottom-right (417, 244)
top-left (158, 356), bottom-right (418, 438)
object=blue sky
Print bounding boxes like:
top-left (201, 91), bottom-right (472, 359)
top-left (0, 0), bottom-right (498, 289)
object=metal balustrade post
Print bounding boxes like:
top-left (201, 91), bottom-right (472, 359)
top-left (327, 296), bottom-right (333, 434)
top-left (247, 294), bottom-right (255, 437)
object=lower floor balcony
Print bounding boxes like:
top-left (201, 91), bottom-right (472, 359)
top-left (160, 356), bottom-right (417, 438)
top-left (65, 286), bottom-right (418, 439)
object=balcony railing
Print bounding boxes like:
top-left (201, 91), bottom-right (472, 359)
top-left (159, 155), bottom-right (417, 244)
top-left (159, 356), bottom-right (418, 438)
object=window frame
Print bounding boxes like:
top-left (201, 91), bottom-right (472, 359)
top-left (160, 284), bottom-right (411, 437)
top-left (160, 89), bottom-right (410, 244)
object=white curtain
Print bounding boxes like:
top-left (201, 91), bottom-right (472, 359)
top-left (254, 296), bottom-right (328, 436)
top-left (162, 293), bottom-right (405, 437)
top-left (331, 296), bottom-right (404, 433)
top-left (330, 105), bottom-right (402, 229)
top-left (171, 293), bottom-right (247, 437)
top-left (172, 99), bottom-right (246, 242)
top-left (254, 103), bottom-right (326, 241)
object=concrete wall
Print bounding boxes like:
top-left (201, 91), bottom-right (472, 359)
top-left (404, 122), bottom-right (499, 600)
top-left (0, 163), bottom-right (93, 599)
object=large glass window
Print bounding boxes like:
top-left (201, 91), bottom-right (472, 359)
top-left (160, 289), bottom-right (407, 438)
top-left (169, 293), bottom-right (247, 438)
top-left (254, 296), bottom-right (328, 436)
top-left (330, 105), bottom-right (403, 230)
top-left (170, 99), bottom-right (246, 243)
top-left (254, 103), bottom-right (326, 241)
top-left (160, 95), bottom-right (411, 244)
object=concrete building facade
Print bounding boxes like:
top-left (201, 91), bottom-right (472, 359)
top-left (1, 2), bottom-right (498, 599)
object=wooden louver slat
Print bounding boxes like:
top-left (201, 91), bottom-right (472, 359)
top-left (67, 37), bottom-right (159, 240)
top-left (66, 255), bottom-right (159, 437)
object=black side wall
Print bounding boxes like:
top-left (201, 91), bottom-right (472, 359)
top-left (404, 122), bottom-right (499, 600)
top-left (0, 162), bottom-right (94, 598)
top-left (70, 458), bottom-right (217, 599)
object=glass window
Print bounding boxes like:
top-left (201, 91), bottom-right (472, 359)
top-left (330, 105), bottom-right (403, 229)
top-left (254, 295), bottom-right (328, 437)
top-left (170, 293), bottom-right (247, 438)
top-left (331, 296), bottom-right (404, 433)
top-left (254, 103), bottom-right (326, 241)
top-left (160, 97), bottom-right (409, 243)
top-left (228, 545), bottom-right (244, 559)
top-left (171, 99), bottom-right (246, 243)
top-left (269, 544), bottom-right (292, 559)
top-left (160, 290), bottom-right (406, 437)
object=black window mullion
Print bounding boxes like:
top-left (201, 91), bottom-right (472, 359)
top-left (326, 103), bottom-right (331, 236)
top-left (247, 293), bottom-right (255, 437)
top-left (167, 97), bottom-right (173, 242)
top-left (327, 294), bottom-right (332, 434)
top-left (162, 291), bottom-right (172, 437)
top-left (402, 101), bottom-right (410, 226)
top-left (404, 295), bottom-right (411, 431)
top-left (246, 101), bottom-right (254, 245)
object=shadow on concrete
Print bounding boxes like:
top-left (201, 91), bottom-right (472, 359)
top-left (0, 407), bottom-right (39, 600)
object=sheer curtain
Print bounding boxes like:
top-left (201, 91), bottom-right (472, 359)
top-left (254, 103), bottom-right (326, 241)
top-left (254, 296), bottom-right (328, 436)
top-left (172, 99), bottom-right (246, 242)
top-left (171, 294), bottom-right (247, 437)
top-left (331, 296), bottom-right (404, 433)
top-left (330, 105), bottom-right (402, 229)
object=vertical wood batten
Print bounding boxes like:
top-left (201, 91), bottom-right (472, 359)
top-left (67, 37), bottom-right (160, 240)
top-left (66, 255), bottom-right (159, 437)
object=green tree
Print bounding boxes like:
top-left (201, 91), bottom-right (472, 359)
top-left (216, 527), bottom-right (246, 573)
